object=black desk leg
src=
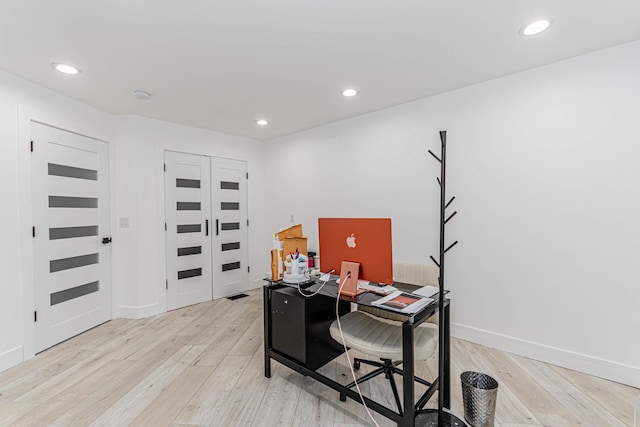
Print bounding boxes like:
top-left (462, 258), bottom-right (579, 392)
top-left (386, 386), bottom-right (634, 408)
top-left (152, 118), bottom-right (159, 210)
top-left (263, 285), bottom-right (271, 378)
top-left (443, 302), bottom-right (451, 408)
top-left (402, 321), bottom-right (415, 427)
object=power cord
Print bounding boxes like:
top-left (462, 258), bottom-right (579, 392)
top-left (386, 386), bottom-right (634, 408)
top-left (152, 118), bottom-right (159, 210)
top-left (295, 268), bottom-right (380, 426)
top-left (334, 272), bottom-right (381, 427)
top-left (296, 269), bottom-right (335, 298)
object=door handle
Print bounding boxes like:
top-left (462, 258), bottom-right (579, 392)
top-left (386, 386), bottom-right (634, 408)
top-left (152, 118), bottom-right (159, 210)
top-left (205, 219), bottom-right (209, 236)
top-left (216, 219), bottom-right (219, 236)
top-left (102, 237), bottom-right (112, 244)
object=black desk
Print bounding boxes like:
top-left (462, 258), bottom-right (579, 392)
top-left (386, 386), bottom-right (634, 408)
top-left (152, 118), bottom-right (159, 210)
top-left (263, 278), bottom-right (452, 427)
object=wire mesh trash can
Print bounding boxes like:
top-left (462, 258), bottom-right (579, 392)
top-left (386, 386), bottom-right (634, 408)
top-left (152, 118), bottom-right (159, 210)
top-left (461, 371), bottom-right (499, 427)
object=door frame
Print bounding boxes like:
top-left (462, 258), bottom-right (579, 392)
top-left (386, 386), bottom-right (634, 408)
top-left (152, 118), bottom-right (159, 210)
top-left (17, 106), bottom-right (115, 360)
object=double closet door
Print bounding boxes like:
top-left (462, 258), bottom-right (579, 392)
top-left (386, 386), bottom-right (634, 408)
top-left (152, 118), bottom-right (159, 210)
top-left (164, 151), bottom-right (249, 310)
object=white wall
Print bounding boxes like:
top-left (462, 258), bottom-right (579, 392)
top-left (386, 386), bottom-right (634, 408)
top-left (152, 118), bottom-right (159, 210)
top-left (0, 76), bottom-right (27, 371)
top-left (113, 116), bottom-right (267, 318)
top-left (264, 41), bottom-right (640, 387)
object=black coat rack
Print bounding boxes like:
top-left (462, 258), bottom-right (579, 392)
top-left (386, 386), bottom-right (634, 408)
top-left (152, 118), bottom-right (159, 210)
top-left (419, 130), bottom-right (466, 426)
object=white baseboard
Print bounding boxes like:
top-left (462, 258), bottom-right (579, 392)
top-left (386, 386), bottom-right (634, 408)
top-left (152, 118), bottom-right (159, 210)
top-left (0, 346), bottom-right (24, 373)
top-left (451, 323), bottom-right (640, 388)
top-left (251, 278), bottom-right (265, 290)
top-left (117, 303), bottom-right (161, 319)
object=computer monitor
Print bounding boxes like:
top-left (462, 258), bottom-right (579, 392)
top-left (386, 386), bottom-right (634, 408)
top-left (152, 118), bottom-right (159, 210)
top-left (318, 218), bottom-right (393, 285)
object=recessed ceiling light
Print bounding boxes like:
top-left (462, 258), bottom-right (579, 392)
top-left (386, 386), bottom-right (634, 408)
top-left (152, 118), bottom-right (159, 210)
top-left (520, 19), bottom-right (552, 36)
top-left (256, 119), bottom-right (269, 126)
top-left (133, 90), bottom-right (152, 100)
top-left (342, 89), bottom-right (357, 97)
top-left (51, 62), bottom-right (80, 75)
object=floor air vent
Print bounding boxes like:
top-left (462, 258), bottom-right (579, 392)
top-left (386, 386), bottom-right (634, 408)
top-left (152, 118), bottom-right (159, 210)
top-left (227, 293), bottom-right (249, 301)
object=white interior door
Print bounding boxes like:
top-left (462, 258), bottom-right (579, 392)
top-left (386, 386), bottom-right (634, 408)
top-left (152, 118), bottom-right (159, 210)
top-left (165, 151), bottom-right (213, 310)
top-left (212, 157), bottom-right (249, 298)
top-left (31, 122), bottom-right (111, 353)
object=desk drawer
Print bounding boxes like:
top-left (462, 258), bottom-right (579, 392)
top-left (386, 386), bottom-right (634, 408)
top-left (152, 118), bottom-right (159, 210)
top-left (271, 287), bottom-right (348, 370)
top-left (271, 290), bottom-right (306, 363)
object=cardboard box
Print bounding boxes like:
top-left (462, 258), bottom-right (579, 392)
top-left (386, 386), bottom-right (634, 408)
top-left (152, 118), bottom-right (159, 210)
top-left (277, 224), bottom-right (303, 240)
top-left (283, 237), bottom-right (307, 262)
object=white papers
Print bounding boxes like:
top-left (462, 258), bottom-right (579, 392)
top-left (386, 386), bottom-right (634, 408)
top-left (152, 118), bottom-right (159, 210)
top-left (371, 290), bottom-right (433, 314)
top-left (357, 282), bottom-right (396, 295)
top-left (412, 285), bottom-right (439, 298)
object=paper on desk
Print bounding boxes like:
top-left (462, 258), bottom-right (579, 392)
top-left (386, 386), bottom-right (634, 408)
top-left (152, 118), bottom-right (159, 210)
top-left (357, 282), bottom-right (396, 294)
top-left (412, 285), bottom-right (439, 298)
top-left (371, 290), bottom-right (433, 314)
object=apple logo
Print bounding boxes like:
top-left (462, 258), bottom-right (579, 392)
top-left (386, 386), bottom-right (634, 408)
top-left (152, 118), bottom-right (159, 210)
top-left (346, 234), bottom-right (356, 248)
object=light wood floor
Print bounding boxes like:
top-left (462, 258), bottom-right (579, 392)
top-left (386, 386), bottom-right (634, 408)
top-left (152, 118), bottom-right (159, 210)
top-left (0, 289), bottom-right (637, 426)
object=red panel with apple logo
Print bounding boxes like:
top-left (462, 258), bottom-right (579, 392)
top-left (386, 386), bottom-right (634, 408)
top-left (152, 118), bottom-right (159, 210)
top-left (318, 218), bottom-right (393, 285)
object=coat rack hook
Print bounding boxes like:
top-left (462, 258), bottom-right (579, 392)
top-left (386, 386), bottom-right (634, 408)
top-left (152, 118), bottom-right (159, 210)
top-left (444, 211), bottom-right (458, 224)
top-left (428, 149), bottom-right (442, 163)
top-left (445, 196), bottom-right (455, 209)
top-left (436, 177), bottom-right (441, 187)
top-left (442, 240), bottom-right (458, 255)
top-left (429, 255), bottom-right (440, 267)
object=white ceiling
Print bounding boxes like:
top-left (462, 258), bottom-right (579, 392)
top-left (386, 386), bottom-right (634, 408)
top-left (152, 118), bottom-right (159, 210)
top-left (1, 1), bottom-right (640, 141)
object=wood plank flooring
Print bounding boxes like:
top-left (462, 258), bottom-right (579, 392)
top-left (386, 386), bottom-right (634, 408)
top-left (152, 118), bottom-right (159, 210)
top-left (0, 289), bottom-right (637, 426)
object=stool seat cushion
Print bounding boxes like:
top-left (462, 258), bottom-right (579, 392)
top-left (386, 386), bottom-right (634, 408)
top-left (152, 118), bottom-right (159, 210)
top-left (329, 311), bottom-right (438, 361)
